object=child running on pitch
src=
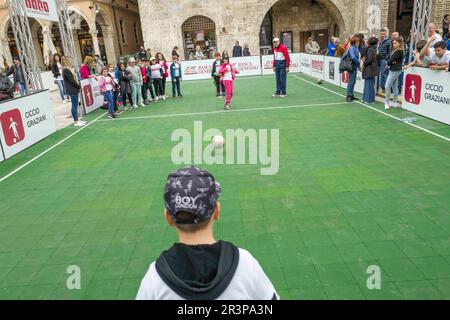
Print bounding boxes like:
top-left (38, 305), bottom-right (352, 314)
top-left (98, 67), bottom-right (117, 119)
top-left (218, 55), bottom-right (239, 110)
top-left (170, 55), bottom-right (183, 98)
top-left (211, 52), bottom-right (225, 97)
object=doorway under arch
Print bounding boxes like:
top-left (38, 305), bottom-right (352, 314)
top-left (181, 15), bottom-right (217, 60)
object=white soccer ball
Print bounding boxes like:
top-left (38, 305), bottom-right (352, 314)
top-left (212, 135), bottom-right (225, 149)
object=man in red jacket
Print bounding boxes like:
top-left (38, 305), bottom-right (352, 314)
top-left (272, 37), bottom-right (291, 98)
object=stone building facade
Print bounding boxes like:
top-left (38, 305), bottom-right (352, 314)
top-left (0, 0), bottom-right (144, 68)
top-left (138, 0), bottom-right (450, 60)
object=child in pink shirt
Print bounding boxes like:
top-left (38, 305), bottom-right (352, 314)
top-left (219, 56), bottom-right (239, 110)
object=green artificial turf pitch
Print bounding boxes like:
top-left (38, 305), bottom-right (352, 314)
top-left (0, 73), bottom-right (450, 300)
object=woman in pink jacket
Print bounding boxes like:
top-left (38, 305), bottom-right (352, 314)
top-left (219, 56), bottom-right (239, 110)
top-left (98, 67), bottom-right (117, 119)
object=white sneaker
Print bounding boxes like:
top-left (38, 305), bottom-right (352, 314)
top-left (385, 103), bottom-right (390, 110)
top-left (124, 106), bottom-right (129, 111)
top-left (63, 100), bottom-right (66, 104)
top-left (74, 121), bottom-right (86, 127)
top-left (161, 96), bottom-right (166, 100)
top-left (140, 103), bottom-right (146, 108)
top-left (392, 102), bottom-right (399, 108)
top-left (133, 105), bottom-right (138, 109)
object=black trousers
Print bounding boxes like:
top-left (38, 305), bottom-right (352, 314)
top-left (120, 91), bottom-right (133, 106)
top-left (172, 77), bottom-right (181, 96)
top-left (161, 75), bottom-right (167, 95)
top-left (153, 79), bottom-right (162, 97)
top-left (214, 76), bottom-right (225, 95)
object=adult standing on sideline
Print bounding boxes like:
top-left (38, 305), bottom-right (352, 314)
top-left (305, 37), bottom-right (320, 55)
top-left (62, 56), bottom-right (85, 127)
top-left (232, 41), bottom-right (243, 57)
top-left (427, 23), bottom-right (442, 47)
top-left (442, 15), bottom-right (449, 40)
top-left (138, 46), bottom-right (148, 61)
top-left (362, 37), bottom-right (379, 104)
top-left (51, 53), bottom-right (70, 103)
top-left (384, 37), bottom-right (405, 110)
top-left (172, 46), bottom-right (180, 58)
top-left (346, 35), bottom-right (361, 102)
top-left (6, 57), bottom-right (27, 96)
top-left (327, 37), bottom-right (336, 56)
top-left (377, 29), bottom-right (391, 93)
top-left (243, 43), bottom-right (251, 56)
top-left (272, 37), bottom-right (290, 98)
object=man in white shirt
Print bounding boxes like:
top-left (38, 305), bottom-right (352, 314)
top-left (427, 23), bottom-right (443, 48)
top-left (136, 167), bottom-right (279, 300)
top-left (421, 40), bottom-right (450, 71)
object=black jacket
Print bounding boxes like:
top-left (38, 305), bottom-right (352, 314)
top-left (155, 241), bottom-right (240, 300)
top-left (117, 69), bottom-right (132, 95)
top-left (362, 45), bottom-right (380, 79)
top-left (62, 68), bottom-right (80, 95)
top-left (243, 48), bottom-right (251, 56)
top-left (51, 63), bottom-right (60, 79)
top-left (387, 49), bottom-right (404, 72)
top-left (6, 65), bottom-right (25, 84)
top-left (232, 45), bottom-right (243, 57)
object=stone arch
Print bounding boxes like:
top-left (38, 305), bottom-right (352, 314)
top-left (94, 6), bottom-right (117, 64)
top-left (256, 0), bottom-right (347, 54)
top-left (181, 15), bottom-right (217, 60)
top-left (256, 0), bottom-right (347, 36)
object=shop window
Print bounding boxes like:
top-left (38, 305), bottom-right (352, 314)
top-left (181, 15), bottom-right (216, 60)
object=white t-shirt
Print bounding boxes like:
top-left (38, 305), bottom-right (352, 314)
top-left (136, 248), bottom-right (279, 300)
top-left (57, 62), bottom-right (64, 81)
top-left (428, 47), bottom-right (450, 65)
top-left (222, 64), bottom-right (233, 81)
top-left (429, 33), bottom-right (443, 48)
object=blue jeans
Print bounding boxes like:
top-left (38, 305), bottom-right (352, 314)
top-left (363, 77), bottom-right (376, 103)
top-left (104, 90), bottom-right (115, 114)
top-left (275, 60), bottom-right (287, 95)
top-left (55, 80), bottom-right (67, 101)
top-left (398, 71), bottom-right (404, 92)
top-left (18, 83), bottom-right (26, 96)
top-left (385, 70), bottom-right (402, 104)
top-left (378, 59), bottom-right (388, 90)
top-left (346, 69), bottom-right (357, 97)
top-left (70, 94), bottom-right (79, 121)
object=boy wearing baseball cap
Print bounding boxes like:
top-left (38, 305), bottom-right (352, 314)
top-left (136, 166), bottom-right (279, 300)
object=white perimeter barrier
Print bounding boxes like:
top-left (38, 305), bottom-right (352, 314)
top-left (403, 67), bottom-right (450, 125)
top-left (80, 78), bottom-right (104, 114)
top-left (0, 90), bottom-right (56, 160)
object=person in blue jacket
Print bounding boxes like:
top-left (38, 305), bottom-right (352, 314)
top-left (346, 35), bottom-right (361, 102)
top-left (170, 55), bottom-right (183, 98)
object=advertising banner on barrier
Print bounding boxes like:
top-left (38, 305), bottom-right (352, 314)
top-left (324, 56), bottom-right (341, 86)
top-left (300, 54), bottom-right (311, 75)
top-left (261, 54), bottom-right (300, 75)
top-left (340, 70), bottom-right (365, 94)
top-left (23, 0), bottom-right (59, 22)
top-left (0, 90), bottom-right (56, 159)
top-left (230, 56), bottom-right (261, 77)
top-left (81, 78), bottom-right (104, 114)
top-left (182, 59), bottom-right (215, 81)
top-left (403, 67), bottom-right (450, 125)
top-left (310, 55), bottom-right (325, 80)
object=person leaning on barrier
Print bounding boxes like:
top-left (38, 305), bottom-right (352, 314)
top-left (0, 67), bottom-right (15, 102)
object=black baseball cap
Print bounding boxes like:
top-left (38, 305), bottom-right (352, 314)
top-left (164, 167), bottom-right (221, 224)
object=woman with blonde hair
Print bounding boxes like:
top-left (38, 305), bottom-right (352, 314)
top-left (384, 37), bottom-right (404, 110)
top-left (334, 38), bottom-right (345, 57)
top-left (80, 56), bottom-right (95, 80)
top-left (62, 56), bottom-right (85, 126)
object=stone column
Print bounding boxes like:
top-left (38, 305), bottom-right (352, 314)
top-left (102, 27), bottom-right (117, 65)
top-left (72, 31), bottom-right (83, 66)
top-left (0, 39), bottom-right (12, 66)
top-left (32, 35), bottom-right (45, 69)
top-left (89, 25), bottom-right (101, 56)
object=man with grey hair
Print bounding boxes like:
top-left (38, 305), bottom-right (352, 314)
top-left (427, 23), bottom-right (442, 47)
